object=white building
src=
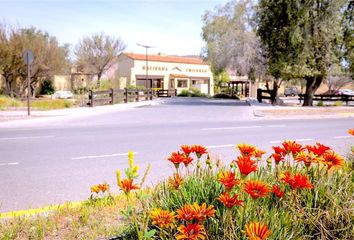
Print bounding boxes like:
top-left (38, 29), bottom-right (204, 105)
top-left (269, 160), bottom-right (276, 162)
top-left (116, 53), bottom-right (214, 95)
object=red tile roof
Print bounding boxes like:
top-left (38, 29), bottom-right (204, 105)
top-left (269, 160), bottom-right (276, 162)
top-left (122, 52), bottom-right (208, 65)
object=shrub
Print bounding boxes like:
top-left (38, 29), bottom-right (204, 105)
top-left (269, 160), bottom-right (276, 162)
top-left (120, 138), bottom-right (354, 239)
top-left (0, 95), bottom-right (22, 110)
top-left (177, 90), bottom-right (191, 97)
top-left (177, 89), bottom-right (209, 98)
top-left (30, 99), bottom-right (73, 110)
top-left (40, 79), bottom-right (55, 95)
top-left (334, 101), bottom-right (343, 107)
top-left (316, 100), bottom-right (324, 106)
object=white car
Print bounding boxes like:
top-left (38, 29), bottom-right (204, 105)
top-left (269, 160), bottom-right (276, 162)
top-left (53, 91), bottom-right (74, 99)
top-left (338, 89), bottom-right (354, 96)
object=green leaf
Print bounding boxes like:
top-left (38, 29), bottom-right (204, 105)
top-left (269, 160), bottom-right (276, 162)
top-left (144, 229), bottom-right (156, 239)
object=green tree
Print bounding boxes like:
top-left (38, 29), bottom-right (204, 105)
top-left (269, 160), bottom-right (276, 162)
top-left (202, 0), bottom-right (265, 82)
top-left (257, 0), bottom-right (346, 106)
top-left (0, 24), bottom-right (70, 97)
top-left (75, 33), bottom-right (126, 87)
top-left (342, 0), bottom-right (354, 78)
top-left (213, 69), bottom-right (230, 94)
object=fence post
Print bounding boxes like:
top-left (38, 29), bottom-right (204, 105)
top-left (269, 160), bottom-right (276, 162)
top-left (256, 88), bottom-right (262, 103)
top-left (150, 89), bottom-right (153, 100)
top-left (145, 89), bottom-right (149, 100)
top-left (124, 88), bottom-right (128, 103)
top-left (89, 90), bottom-right (94, 107)
top-left (136, 89), bottom-right (139, 102)
top-left (109, 88), bottom-right (114, 105)
top-left (174, 89), bottom-right (177, 97)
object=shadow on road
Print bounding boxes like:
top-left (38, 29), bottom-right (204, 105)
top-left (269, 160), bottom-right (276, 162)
top-left (158, 97), bottom-right (250, 107)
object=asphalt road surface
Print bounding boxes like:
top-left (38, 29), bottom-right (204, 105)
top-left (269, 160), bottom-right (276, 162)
top-left (0, 98), bottom-right (353, 212)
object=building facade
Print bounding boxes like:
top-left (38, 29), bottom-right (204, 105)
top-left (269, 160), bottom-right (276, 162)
top-left (116, 53), bottom-right (214, 95)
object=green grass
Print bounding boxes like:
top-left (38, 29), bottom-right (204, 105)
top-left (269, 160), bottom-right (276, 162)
top-left (0, 95), bottom-right (73, 110)
top-left (0, 195), bottom-right (127, 240)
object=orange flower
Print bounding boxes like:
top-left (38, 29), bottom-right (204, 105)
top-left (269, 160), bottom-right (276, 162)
top-left (244, 180), bottom-right (270, 199)
top-left (98, 183), bottom-right (110, 193)
top-left (348, 129), bottom-right (354, 136)
top-left (245, 222), bottom-right (271, 240)
top-left (306, 142), bottom-right (331, 156)
top-left (217, 192), bottom-right (244, 208)
top-left (90, 185), bottom-right (100, 194)
top-left (176, 205), bottom-right (195, 222)
top-left (181, 145), bottom-right (193, 157)
top-left (254, 148), bottom-right (266, 159)
top-left (272, 153), bottom-right (284, 164)
top-left (190, 203), bottom-right (216, 221)
top-left (168, 152), bottom-right (186, 168)
top-left (234, 155), bottom-right (257, 177)
top-left (151, 208), bottom-right (175, 229)
top-left (191, 145), bottom-right (207, 158)
top-left (177, 203), bottom-right (215, 222)
top-left (272, 185), bottom-right (284, 198)
top-left (295, 151), bottom-right (320, 167)
top-left (281, 172), bottom-right (312, 190)
top-left (218, 171), bottom-right (240, 191)
top-left (168, 173), bottom-right (183, 190)
top-left (282, 140), bottom-right (303, 155)
top-left (118, 179), bottom-right (140, 194)
top-left (237, 143), bottom-right (257, 156)
top-left (176, 223), bottom-right (206, 240)
top-left (322, 151), bottom-right (344, 170)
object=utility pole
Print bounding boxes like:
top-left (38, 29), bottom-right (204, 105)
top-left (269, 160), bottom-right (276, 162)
top-left (137, 44), bottom-right (154, 89)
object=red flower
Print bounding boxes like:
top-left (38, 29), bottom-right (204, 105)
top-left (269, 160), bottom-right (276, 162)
top-left (245, 222), bottom-right (271, 240)
top-left (348, 129), bottom-right (354, 136)
top-left (168, 152), bottom-right (186, 168)
top-left (234, 155), bottom-right (257, 177)
top-left (272, 185), bottom-right (284, 198)
top-left (306, 143), bottom-right (331, 156)
top-left (272, 153), bottom-right (284, 164)
top-left (218, 171), bottom-right (240, 191)
top-left (217, 192), bottom-right (244, 208)
top-left (244, 180), bottom-right (270, 199)
top-left (181, 145), bottom-right (193, 157)
top-left (272, 146), bottom-right (286, 155)
top-left (322, 151), bottom-right (344, 170)
top-left (281, 172), bottom-right (312, 190)
top-left (118, 179), bottom-right (140, 194)
top-left (237, 143), bottom-right (257, 157)
top-left (191, 145), bottom-right (207, 158)
top-left (282, 140), bottom-right (303, 155)
top-left (176, 223), bottom-right (206, 240)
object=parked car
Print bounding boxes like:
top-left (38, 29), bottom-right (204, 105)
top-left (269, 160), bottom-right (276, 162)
top-left (336, 89), bottom-right (354, 96)
top-left (284, 87), bottom-right (300, 97)
top-left (53, 91), bottom-right (74, 99)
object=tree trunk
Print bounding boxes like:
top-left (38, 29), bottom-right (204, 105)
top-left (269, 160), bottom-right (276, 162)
top-left (303, 76), bottom-right (323, 106)
top-left (96, 72), bottom-right (102, 88)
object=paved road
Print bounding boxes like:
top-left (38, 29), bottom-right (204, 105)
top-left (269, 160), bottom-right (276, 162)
top-left (0, 98), bottom-right (353, 212)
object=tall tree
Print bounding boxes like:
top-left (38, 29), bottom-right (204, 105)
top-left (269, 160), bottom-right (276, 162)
top-left (0, 25), bottom-right (70, 97)
top-left (202, 0), bottom-right (266, 82)
top-left (75, 33), bottom-right (126, 87)
top-left (257, 0), bottom-right (346, 106)
top-left (342, 0), bottom-right (354, 78)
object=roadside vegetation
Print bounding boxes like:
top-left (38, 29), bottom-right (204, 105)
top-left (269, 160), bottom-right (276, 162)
top-left (0, 95), bottom-right (73, 110)
top-left (1, 130), bottom-right (353, 240)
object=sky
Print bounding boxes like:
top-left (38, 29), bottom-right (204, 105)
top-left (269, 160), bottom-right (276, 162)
top-left (0, 0), bottom-right (229, 56)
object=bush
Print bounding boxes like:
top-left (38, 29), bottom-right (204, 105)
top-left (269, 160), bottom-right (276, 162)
top-left (213, 93), bottom-right (240, 100)
top-left (120, 139), bottom-right (354, 239)
top-left (316, 100), bottom-right (324, 106)
top-left (0, 95), bottom-right (22, 110)
top-left (40, 79), bottom-right (55, 95)
top-left (334, 101), bottom-right (343, 107)
top-left (177, 88), bottom-right (209, 98)
top-left (30, 99), bottom-right (73, 110)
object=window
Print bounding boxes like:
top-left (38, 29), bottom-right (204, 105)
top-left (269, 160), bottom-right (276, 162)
top-left (177, 79), bottom-right (188, 88)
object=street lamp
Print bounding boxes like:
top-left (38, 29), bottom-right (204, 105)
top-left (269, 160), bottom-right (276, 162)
top-left (137, 43), bottom-right (154, 89)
